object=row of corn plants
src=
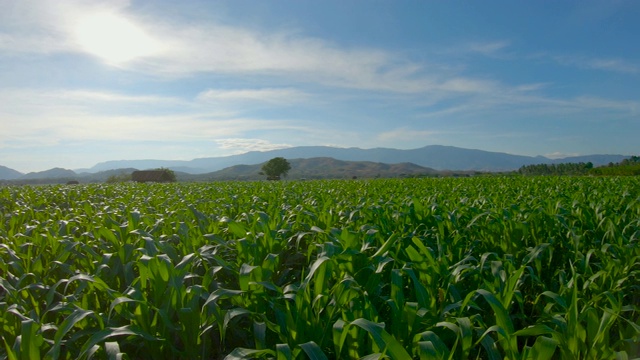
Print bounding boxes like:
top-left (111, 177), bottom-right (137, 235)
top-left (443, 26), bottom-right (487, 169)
top-left (1, 177), bottom-right (639, 359)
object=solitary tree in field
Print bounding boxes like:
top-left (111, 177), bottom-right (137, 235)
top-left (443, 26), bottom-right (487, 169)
top-left (260, 157), bottom-right (291, 180)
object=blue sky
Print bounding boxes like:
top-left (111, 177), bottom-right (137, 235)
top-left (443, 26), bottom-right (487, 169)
top-left (1, 0), bottom-right (638, 172)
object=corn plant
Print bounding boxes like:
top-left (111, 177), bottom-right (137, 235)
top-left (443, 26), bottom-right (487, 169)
top-left (0, 177), bottom-right (638, 359)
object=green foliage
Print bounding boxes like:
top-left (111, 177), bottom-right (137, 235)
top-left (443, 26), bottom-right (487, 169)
top-left (590, 156), bottom-right (640, 176)
top-left (106, 173), bottom-right (132, 183)
top-left (518, 162), bottom-right (593, 176)
top-left (260, 157), bottom-right (291, 180)
top-left (157, 167), bottom-right (177, 182)
top-left (520, 156), bottom-right (640, 176)
top-left (0, 178), bottom-right (639, 359)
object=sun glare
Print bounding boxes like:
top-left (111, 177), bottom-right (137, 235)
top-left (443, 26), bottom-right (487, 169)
top-left (75, 13), bottom-right (161, 64)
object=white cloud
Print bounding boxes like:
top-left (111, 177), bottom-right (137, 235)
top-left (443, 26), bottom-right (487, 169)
top-left (438, 78), bottom-right (499, 93)
top-left (585, 58), bottom-right (639, 74)
top-left (545, 152), bottom-right (580, 159)
top-left (0, 0), bottom-right (133, 54)
top-left (140, 21), bottom-right (435, 93)
top-left (532, 53), bottom-right (640, 74)
top-left (0, 1), bottom-right (439, 93)
top-left (514, 83), bottom-right (550, 92)
top-left (433, 40), bottom-right (511, 59)
top-left (0, 88), bottom-right (304, 149)
top-left (196, 88), bottom-right (309, 104)
top-left (415, 86), bottom-right (640, 122)
top-left (214, 138), bottom-right (293, 153)
top-left (466, 41), bottom-right (511, 55)
top-left (377, 127), bottom-right (439, 142)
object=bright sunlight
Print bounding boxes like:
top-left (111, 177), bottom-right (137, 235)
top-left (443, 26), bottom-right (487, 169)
top-left (75, 12), bottom-right (161, 64)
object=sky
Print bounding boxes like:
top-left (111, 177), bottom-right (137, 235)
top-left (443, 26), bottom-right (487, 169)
top-left (1, 0), bottom-right (639, 173)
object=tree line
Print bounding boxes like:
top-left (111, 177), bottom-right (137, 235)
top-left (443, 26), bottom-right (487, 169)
top-left (519, 156), bottom-right (640, 176)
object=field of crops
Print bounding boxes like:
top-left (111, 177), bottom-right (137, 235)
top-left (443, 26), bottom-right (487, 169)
top-left (1, 177), bottom-right (639, 359)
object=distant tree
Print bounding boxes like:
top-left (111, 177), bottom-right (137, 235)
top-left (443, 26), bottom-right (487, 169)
top-left (131, 168), bottom-right (176, 183)
top-left (106, 173), bottom-right (132, 183)
top-left (260, 157), bottom-right (291, 180)
top-left (159, 168), bottom-right (177, 182)
top-left (518, 162), bottom-right (593, 176)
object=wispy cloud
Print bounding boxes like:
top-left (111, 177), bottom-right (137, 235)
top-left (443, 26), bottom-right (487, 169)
top-left (416, 86), bottom-right (639, 121)
top-left (377, 127), bottom-right (439, 142)
top-left (581, 58), bottom-right (639, 74)
top-left (545, 151), bottom-right (580, 159)
top-left (0, 0), bottom-right (131, 54)
top-left (438, 77), bottom-right (499, 93)
top-left (0, 1), bottom-right (438, 93)
top-left (466, 41), bottom-right (511, 55)
top-left (145, 22), bottom-right (435, 93)
top-left (434, 40), bottom-right (511, 58)
top-left (197, 88), bottom-right (309, 104)
top-left (532, 53), bottom-right (640, 74)
top-left (214, 138), bottom-right (293, 153)
top-left (0, 88), bottom-right (301, 148)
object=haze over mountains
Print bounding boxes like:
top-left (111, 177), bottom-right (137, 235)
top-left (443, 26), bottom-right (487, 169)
top-left (1, 145), bottom-right (630, 181)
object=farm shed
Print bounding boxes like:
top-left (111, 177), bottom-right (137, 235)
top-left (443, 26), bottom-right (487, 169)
top-left (131, 170), bottom-right (175, 183)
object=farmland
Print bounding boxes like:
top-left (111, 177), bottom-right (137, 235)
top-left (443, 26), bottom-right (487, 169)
top-left (1, 177), bottom-right (639, 359)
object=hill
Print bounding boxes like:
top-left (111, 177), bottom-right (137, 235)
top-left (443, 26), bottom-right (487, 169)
top-left (87, 145), bottom-right (630, 174)
top-left (1, 145), bottom-right (632, 180)
top-left (0, 165), bottom-right (23, 180)
top-left (194, 157), bottom-right (441, 181)
top-left (0, 159), bottom-right (440, 183)
top-left (20, 167), bottom-right (77, 180)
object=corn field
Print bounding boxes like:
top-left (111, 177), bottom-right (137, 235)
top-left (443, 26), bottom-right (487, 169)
top-left (1, 177), bottom-right (639, 359)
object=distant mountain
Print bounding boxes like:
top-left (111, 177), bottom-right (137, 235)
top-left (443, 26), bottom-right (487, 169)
top-left (20, 167), bottom-right (77, 180)
top-left (4, 146), bottom-right (632, 181)
top-left (87, 145), bottom-right (631, 174)
top-left (195, 157), bottom-right (440, 181)
top-left (89, 159), bottom-right (198, 173)
top-left (0, 165), bottom-right (23, 180)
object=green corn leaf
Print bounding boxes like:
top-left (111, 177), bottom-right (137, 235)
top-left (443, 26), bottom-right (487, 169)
top-left (371, 233), bottom-right (398, 259)
top-left (404, 268), bottom-right (430, 309)
top-left (527, 336), bottom-right (558, 360)
top-left (239, 263), bottom-right (260, 291)
top-left (224, 347), bottom-right (275, 360)
top-left (202, 288), bottom-right (244, 310)
top-left (332, 319), bottom-right (349, 357)
top-left (175, 252), bottom-right (196, 271)
top-left (476, 327), bottom-right (501, 360)
top-left (512, 324), bottom-right (557, 337)
top-left (350, 318), bottom-right (412, 360)
top-left (476, 289), bottom-right (514, 333)
top-left (418, 341), bottom-right (437, 360)
top-left (299, 341), bottom-right (329, 360)
top-left (360, 354), bottom-right (384, 360)
top-left (476, 289), bottom-right (517, 356)
top-left (457, 317), bottom-right (473, 358)
top-left (108, 297), bottom-right (139, 321)
top-left (276, 344), bottom-right (292, 360)
top-left (223, 308), bottom-right (252, 345)
top-left (538, 291), bottom-right (567, 310)
top-left (20, 319), bottom-right (43, 360)
top-left (253, 321), bottom-right (267, 350)
top-left (104, 341), bottom-right (123, 360)
top-left (46, 308), bottom-right (95, 360)
top-left (78, 325), bottom-right (157, 358)
top-left (415, 331), bottom-right (450, 359)
top-left (228, 222), bottom-right (247, 238)
top-left (3, 336), bottom-right (18, 360)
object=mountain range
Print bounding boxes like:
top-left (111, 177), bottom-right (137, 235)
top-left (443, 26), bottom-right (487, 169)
top-left (1, 145), bottom-right (630, 181)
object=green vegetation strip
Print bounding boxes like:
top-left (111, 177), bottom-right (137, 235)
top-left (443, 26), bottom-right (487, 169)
top-left (0, 177), bottom-right (639, 359)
